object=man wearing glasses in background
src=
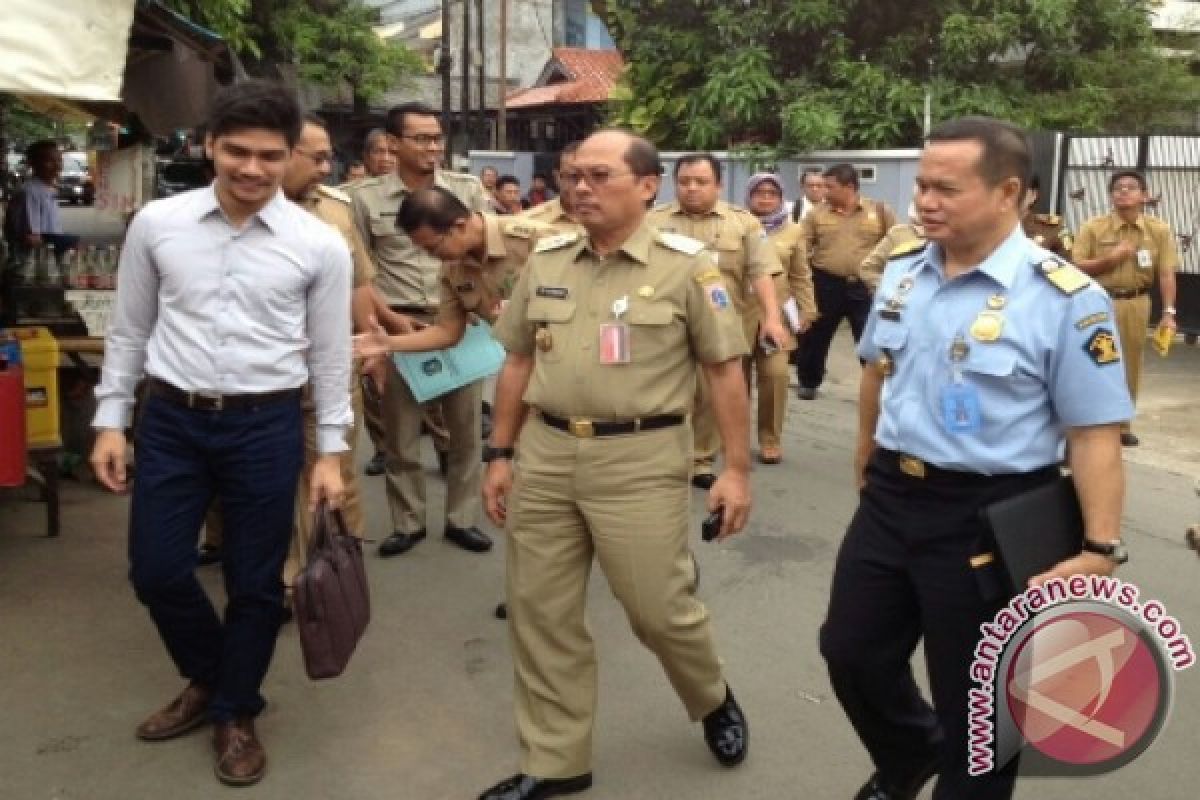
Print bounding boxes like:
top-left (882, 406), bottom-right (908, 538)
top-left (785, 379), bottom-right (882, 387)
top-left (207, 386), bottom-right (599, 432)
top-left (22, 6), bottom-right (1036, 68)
top-left (1072, 170), bottom-right (1180, 447)
top-left (350, 103), bottom-right (494, 558)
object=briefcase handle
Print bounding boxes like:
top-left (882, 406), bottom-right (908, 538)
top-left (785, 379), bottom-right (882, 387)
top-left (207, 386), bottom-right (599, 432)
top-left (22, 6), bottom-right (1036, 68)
top-left (312, 500), bottom-right (352, 556)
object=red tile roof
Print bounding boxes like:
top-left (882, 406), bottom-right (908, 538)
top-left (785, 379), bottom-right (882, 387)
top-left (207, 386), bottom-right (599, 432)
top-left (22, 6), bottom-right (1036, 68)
top-left (506, 47), bottom-right (624, 109)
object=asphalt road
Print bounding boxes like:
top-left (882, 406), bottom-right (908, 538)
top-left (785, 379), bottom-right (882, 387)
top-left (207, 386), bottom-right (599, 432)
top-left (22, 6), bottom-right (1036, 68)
top-left (1, 330), bottom-right (1198, 800)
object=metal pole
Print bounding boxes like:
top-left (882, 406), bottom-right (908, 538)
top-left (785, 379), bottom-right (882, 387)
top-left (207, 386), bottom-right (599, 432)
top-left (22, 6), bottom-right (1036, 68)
top-left (440, 0), bottom-right (453, 161)
top-left (477, 0), bottom-right (486, 148)
top-left (498, 0), bottom-right (508, 149)
top-left (462, 0), bottom-right (471, 152)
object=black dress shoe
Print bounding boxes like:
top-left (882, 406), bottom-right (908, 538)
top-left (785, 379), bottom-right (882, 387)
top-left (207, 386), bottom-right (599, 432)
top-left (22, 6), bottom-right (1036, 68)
top-left (378, 529), bottom-right (427, 557)
top-left (197, 544), bottom-right (223, 566)
top-left (445, 524), bottom-right (493, 553)
top-left (494, 602), bottom-right (508, 619)
top-left (364, 452), bottom-right (387, 476)
top-left (853, 750), bottom-right (941, 800)
top-left (691, 473), bottom-right (717, 490)
top-left (702, 685), bottom-right (748, 767)
top-left (478, 773), bottom-right (593, 800)
top-left (1121, 432), bottom-right (1140, 447)
top-left (796, 386), bottom-right (817, 400)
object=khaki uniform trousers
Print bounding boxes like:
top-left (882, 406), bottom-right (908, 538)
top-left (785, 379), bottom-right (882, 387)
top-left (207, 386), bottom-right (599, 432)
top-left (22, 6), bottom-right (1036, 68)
top-left (286, 377), bottom-right (366, 585)
top-left (202, 375), bottom-right (366, 587)
top-left (507, 418), bottom-right (727, 777)
top-left (745, 344), bottom-right (792, 450)
top-left (362, 381), bottom-right (388, 456)
top-left (382, 345), bottom-right (481, 532)
top-left (1113, 293), bottom-right (1150, 433)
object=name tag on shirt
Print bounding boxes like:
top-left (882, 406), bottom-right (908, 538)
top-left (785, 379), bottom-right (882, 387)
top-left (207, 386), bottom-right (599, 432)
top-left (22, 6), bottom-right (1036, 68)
top-left (941, 383), bottom-right (982, 434)
top-left (1137, 249), bottom-right (1153, 269)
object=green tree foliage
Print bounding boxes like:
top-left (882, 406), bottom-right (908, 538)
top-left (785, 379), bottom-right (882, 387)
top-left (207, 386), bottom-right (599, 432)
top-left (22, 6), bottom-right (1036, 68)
top-left (597, 0), bottom-right (1200, 151)
top-left (165, 0), bottom-right (422, 102)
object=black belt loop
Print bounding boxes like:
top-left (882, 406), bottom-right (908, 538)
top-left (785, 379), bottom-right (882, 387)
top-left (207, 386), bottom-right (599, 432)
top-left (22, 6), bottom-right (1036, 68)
top-left (146, 377), bottom-right (302, 412)
top-left (539, 411), bottom-right (684, 438)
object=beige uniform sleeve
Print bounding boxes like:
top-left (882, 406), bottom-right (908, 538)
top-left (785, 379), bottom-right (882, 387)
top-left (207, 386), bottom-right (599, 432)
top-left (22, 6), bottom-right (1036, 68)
top-left (437, 273), bottom-right (467, 327)
top-left (493, 260), bottom-right (537, 355)
top-left (1154, 221), bottom-right (1181, 273)
top-left (786, 233), bottom-right (817, 314)
top-left (331, 206), bottom-right (376, 289)
top-left (686, 252), bottom-right (751, 364)
top-left (861, 225), bottom-right (902, 292)
top-left (1071, 218), bottom-right (1100, 262)
top-left (740, 214), bottom-right (783, 279)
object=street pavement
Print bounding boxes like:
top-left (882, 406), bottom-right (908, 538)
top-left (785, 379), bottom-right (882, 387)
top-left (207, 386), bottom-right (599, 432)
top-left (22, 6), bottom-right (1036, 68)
top-left (2, 328), bottom-right (1198, 800)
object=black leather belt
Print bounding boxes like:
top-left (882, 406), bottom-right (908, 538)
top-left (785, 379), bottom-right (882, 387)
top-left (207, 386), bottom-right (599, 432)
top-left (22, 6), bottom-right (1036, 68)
top-left (875, 448), bottom-right (1057, 485)
top-left (146, 377), bottom-right (302, 412)
top-left (389, 304), bottom-right (436, 315)
top-left (540, 412), bottom-right (685, 438)
top-left (1108, 287), bottom-right (1148, 300)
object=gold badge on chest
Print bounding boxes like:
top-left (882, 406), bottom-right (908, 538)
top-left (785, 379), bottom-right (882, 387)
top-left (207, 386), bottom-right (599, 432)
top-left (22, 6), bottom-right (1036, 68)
top-left (535, 328), bottom-right (553, 352)
top-left (970, 311), bottom-right (1004, 342)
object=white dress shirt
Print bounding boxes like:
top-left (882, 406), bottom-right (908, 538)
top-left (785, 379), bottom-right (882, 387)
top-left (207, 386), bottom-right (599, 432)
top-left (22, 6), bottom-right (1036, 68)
top-left (94, 185), bottom-right (354, 453)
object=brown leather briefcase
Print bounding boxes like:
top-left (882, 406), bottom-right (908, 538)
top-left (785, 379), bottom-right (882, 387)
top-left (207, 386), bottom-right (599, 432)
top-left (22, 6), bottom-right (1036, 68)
top-left (293, 504), bottom-right (370, 680)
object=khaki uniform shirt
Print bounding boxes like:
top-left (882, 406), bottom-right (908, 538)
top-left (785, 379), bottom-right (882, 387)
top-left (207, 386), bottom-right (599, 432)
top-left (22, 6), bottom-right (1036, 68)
top-left (803, 198), bottom-right (896, 278)
top-left (1073, 212), bottom-right (1180, 293)
top-left (768, 222), bottom-right (817, 316)
top-left (520, 197), bottom-right (582, 233)
top-left (493, 222), bottom-right (749, 420)
top-left (646, 201), bottom-right (783, 319)
top-left (860, 223), bottom-right (924, 291)
top-left (1021, 212), bottom-right (1071, 259)
top-left (439, 214), bottom-right (554, 326)
top-left (350, 170), bottom-right (487, 308)
top-left (302, 184), bottom-right (375, 289)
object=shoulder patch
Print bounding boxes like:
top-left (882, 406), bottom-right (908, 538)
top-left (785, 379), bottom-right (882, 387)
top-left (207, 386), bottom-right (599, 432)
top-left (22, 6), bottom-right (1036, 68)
top-left (1037, 258), bottom-right (1091, 295)
top-left (657, 231), bottom-right (706, 255)
top-left (316, 184), bottom-right (351, 204)
top-left (1084, 327), bottom-right (1122, 366)
top-left (888, 239), bottom-right (927, 260)
top-left (1074, 311), bottom-right (1110, 331)
top-left (533, 231), bottom-right (581, 253)
top-left (693, 267), bottom-right (723, 284)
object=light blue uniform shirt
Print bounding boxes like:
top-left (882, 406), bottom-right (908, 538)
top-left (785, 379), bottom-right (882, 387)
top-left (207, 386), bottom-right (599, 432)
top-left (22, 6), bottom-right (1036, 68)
top-left (859, 224), bottom-right (1133, 474)
top-left (23, 178), bottom-right (61, 235)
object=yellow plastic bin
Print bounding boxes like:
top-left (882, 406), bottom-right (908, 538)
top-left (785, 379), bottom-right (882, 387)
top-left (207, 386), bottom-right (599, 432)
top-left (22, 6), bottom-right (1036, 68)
top-left (10, 327), bottom-right (61, 448)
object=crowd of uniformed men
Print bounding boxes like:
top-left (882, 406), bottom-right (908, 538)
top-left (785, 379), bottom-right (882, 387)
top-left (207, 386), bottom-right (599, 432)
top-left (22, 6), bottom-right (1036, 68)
top-left (88, 79), bottom-right (1175, 799)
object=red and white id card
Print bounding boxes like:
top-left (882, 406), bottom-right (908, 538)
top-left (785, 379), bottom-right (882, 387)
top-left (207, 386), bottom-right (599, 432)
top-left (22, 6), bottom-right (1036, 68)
top-left (599, 322), bottom-right (631, 364)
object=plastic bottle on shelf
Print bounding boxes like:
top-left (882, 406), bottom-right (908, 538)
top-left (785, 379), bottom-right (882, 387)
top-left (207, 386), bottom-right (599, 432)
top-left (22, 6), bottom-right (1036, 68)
top-left (83, 245), bottom-right (99, 289)
top-left (105, 245), bottom-right (120, 289)
top-left (21, 248), bottom-right (38, 286)
top-left (45, 244), bottom-right (60, 287)
top-left (62, 249), bottom-right (77, 288)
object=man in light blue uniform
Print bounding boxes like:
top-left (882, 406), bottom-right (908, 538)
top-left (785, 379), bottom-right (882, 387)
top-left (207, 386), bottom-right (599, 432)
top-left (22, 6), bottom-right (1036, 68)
top-left (819, 117), bottom-right (1132, 800)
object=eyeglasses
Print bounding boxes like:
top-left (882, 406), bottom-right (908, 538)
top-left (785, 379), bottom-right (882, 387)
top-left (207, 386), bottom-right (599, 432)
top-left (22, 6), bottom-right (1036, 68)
top-left (294, 148), bottom-right (333, 165)
top-left (1111, 183), bottom-right (1144, 193)
top-left (560, 167), bottom-right (637, 188)
top-left (398, 133), bottom-right (445, 148)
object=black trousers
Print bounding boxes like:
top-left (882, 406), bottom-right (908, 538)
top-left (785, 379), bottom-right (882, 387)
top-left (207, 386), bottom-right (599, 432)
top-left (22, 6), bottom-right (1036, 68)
top-left (795, 270), bottom-right (871, 389)
top-left (819, 450), bottom-right (1058, 799)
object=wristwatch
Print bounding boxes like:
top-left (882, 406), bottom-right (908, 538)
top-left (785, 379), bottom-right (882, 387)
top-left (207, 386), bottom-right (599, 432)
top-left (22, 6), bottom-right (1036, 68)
top-left (1163, 306), bottom-right (1177, 315)
top-left (1082, 538), bottom-right (1129, 565)
top-left (482, 445), bottom-right (515, 463)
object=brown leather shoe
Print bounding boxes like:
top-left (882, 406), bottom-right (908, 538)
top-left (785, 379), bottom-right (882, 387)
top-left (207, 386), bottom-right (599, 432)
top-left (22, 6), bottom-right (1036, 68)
top-left (135, 683), bottom-right (211, 741)
top-left (213, 717), bottom-right (266, 786)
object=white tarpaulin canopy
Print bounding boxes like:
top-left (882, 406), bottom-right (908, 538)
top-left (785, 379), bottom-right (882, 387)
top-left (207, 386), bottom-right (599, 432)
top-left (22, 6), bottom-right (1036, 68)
top-left (0, 0), bottom-right (238, 135)
top-left (0, 0), bottom-right (137, 102)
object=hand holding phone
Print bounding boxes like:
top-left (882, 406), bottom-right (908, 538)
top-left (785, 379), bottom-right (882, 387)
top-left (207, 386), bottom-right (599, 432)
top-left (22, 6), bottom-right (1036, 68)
top-left (702, 507), bottom-right (725, 542)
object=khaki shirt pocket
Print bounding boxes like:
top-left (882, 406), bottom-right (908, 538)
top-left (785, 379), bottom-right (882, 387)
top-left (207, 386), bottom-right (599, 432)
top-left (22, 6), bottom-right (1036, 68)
top-left (626, 302), bottom-right (678, 364)
top-left (527, 297), bottom-right (577, 363)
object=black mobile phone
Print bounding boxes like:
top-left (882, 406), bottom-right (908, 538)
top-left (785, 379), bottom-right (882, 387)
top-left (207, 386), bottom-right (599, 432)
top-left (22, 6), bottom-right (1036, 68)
top-left (702, 507), bottom-right (725, 542)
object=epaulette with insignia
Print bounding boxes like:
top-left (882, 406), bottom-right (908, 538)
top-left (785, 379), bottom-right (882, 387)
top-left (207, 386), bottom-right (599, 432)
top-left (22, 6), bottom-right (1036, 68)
top-left (887, 239), bottom-right (928, 260)
top-left (657, 231), bottom-right (706, 255)
top-left (316, 184), bottom-right (351, 204)
top-left (1036, 258), bottom-right (1091, 295)
top-left (503, 220), bottom-right (537, 239)
top-left (1034, 213), bottom-right (1062, 226)
top-left (533, 231), bottom-right (581, 253)
top-left (651, 201), bottom-right (675, 212)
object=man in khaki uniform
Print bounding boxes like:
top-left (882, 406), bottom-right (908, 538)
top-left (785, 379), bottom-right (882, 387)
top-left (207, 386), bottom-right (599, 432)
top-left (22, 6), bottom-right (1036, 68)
top-left (647, 153), bottom-right (788, 488)
top-left (1073, 169), bottom-right (1179, 446)
top-left (744, 172), bottom-right (816, 463)
top-left (354, 187), bottom-right (554, 356)
top-left (477, 130), bottom-right (752, 800)
top-left (200, 115), bottom-right (376, 580)
top-left (794, 163), bottom-right (896, 399)
top-left (350, 102), bottom-right (493, 556)
top-left (860, 206), bottom-right (924, 292)
top-left (521, 143), bottom-right (583, 233)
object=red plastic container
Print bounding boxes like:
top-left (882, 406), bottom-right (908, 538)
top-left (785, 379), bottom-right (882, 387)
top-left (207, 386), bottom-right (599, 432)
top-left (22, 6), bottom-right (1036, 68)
top-left (0, 355), bottom-right (28, 487)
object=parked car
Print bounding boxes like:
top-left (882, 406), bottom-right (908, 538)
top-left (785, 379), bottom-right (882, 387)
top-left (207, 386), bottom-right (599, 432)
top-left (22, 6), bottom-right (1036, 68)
top-left (58, 151), bottom-right (94, 205)
top-left (156, 156), bottom-right (211, 197)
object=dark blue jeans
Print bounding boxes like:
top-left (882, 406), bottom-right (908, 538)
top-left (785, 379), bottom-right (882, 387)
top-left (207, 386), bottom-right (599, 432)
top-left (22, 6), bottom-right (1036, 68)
top-left (129, 392), bottom-right (303, 722)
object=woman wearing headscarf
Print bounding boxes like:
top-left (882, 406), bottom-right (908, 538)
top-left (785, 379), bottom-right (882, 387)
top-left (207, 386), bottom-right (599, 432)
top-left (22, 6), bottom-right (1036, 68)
top-left (744, 173), bottom-right (817, 464)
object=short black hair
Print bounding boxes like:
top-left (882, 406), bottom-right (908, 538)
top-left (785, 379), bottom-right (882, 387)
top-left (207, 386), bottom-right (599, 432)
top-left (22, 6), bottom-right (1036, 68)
top-left (348, 159), bottom-right (364, 169)
top-left (532, 172), bottom-right (550, 183)
top-left (363, 128), bottom-right (390, 155)
top-left (926, 116), bottom-right (1032, 198)
top-left (674, 153), bottom-right (721, 182)
top-left (1109, 170), bottom-right (1147, 193)
top-left (386, 102), bottom-right (439, 137)
top-left (623, 136), bottom-right (661, 178)
top-left (396, 187), bottom-right (470, 235)
top-left (302, 113), bottom-right (327, 130)
top-left (823, 163), bottom-right (859, 189)
top-left (25, 139), bottom-right (58, 163)
top-left (496, 175), bottom-right (521, 190)
top-left (558, 141), bottom-right (581, 168)
top-left (208, 80), bottom-right (303, 148)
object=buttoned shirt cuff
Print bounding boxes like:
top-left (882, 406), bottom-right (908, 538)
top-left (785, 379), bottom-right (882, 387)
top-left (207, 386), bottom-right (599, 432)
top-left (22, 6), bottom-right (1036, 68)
top-left (316, 425), bottom-right (351, 455)
top-left (92, 398), bottom-right (133, 431)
